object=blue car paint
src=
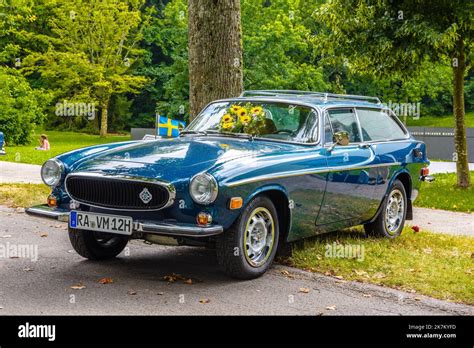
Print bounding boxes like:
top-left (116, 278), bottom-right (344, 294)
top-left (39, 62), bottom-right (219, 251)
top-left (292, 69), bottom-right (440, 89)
top-left (48, 97), bottom-right (429, 243)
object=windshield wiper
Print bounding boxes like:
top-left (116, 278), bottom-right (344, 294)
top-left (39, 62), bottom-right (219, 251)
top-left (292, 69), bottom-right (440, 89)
top-left (179, 130), bottom-right (208, 136)
top-left (205, 130), bottom-right (254, 140)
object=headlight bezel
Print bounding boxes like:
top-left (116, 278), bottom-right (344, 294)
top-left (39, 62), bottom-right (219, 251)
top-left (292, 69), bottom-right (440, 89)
top-left (41, 159), bottom-right (65, 187)
top-left (189, 172), bottom-right (218, 205)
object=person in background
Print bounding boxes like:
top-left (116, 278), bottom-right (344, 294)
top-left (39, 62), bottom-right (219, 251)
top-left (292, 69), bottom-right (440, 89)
top-left (35, 134), bottom-right (50, 151)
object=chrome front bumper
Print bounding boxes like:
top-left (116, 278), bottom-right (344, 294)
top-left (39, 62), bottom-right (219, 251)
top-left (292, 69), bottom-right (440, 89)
top-left (26, 204), bottom-right (224, 238)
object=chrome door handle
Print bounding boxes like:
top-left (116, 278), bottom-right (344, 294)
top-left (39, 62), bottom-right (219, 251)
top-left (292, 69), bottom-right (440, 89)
top-left (359, 143), bottom-right (371, 149)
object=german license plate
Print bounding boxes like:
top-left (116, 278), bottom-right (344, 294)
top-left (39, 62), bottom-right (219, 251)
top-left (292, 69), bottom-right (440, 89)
top-left (69, 211), bottom-right (133, 236)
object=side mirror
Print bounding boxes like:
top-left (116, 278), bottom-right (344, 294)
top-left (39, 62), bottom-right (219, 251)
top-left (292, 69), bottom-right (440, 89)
top-left (334, 131), bottom-right (350, 146)
top-left (327, 131), bottom-right (350, 152)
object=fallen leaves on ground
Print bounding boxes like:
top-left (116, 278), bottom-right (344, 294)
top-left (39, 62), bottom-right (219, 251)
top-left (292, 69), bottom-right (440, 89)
top-left (98, 277), bottom-right (113, 284)
top-left (325, 305), bottom-right (336, 311)
top-left (199, 298), bottom-right (210, 304)
top-left (39, 233), bottom-right (48, 238)
top-left (354, 270), bottom-right (369, 276)
top-left (411, 225), bottom-right (420, 233)
top-left (23, 268), bottom-right (33, 272)
top-left (163, 273), bottom-right (195, 284)
top-left (280, 270), bottom-right (295, 279)
top-left (127, 289), bottom-right (137, 295)
top-left (157, 292), bottom-right (164, 296)
top-left (372, 272), bottom-right (387, 279)
top-left (362, 294), bottom-right (372, 298)
top-left (70, 283), bottom-right (86, 290)
top-left (299, 287), bottom-right (310, 293)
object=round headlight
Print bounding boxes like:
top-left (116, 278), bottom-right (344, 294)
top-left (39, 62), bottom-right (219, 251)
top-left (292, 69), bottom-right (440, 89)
top-left (189, 173), bottom-right (218, 205)
top-left (41, 159), bottom-right (64, 187)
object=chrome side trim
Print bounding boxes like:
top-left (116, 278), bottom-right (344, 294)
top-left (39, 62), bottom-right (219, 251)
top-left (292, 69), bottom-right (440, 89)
top-left (226, 162), bottom-right (402, 187)
top-left (64, 172), bottom-right (176, 212)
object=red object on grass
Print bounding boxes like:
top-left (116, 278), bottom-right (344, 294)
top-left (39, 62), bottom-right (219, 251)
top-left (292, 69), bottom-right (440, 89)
top-left (411, 225), bottom-right (420, 233)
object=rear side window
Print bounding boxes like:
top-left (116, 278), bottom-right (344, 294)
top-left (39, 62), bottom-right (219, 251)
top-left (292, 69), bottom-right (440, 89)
top-left (327, 108), bottom-right (361, 143)
top-left (357, 108), bottom-right (407, 141)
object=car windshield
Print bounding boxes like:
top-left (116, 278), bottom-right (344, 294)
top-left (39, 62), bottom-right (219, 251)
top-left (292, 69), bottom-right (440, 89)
top-left (185, 101), bottom-right (319, 144)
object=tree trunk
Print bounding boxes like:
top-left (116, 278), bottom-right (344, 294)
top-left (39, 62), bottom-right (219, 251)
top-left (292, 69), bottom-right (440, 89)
top-left (188, 0), bottom-right (244, 120)
top-left (452, 37), bottom-right (470, 188)
top-left (99, 97), bottom-right (110, 138)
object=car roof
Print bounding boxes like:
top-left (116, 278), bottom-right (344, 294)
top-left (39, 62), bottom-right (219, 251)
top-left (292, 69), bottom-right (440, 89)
top-left (216, 90), bottom-right (386, 110)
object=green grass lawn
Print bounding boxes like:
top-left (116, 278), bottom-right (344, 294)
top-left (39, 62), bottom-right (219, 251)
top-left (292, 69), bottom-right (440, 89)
top-left (0, 130), bottom-right (130, 165)
top-left (415, 172), bottom-right (474, 213)
top-left (405, 111), bottom-right (474, 127)
top-left (290, 227), bottom-right (474, 304)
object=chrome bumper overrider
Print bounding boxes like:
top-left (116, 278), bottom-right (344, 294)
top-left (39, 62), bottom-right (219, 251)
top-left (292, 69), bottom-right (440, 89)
top-left (26, 204), bottom-right (223, 238)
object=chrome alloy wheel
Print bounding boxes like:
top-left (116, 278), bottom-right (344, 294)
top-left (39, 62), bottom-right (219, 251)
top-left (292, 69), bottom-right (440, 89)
top-left (384, 188), bottom-right (405, 234)
top-left (244, 207), bottom-right (275, 267)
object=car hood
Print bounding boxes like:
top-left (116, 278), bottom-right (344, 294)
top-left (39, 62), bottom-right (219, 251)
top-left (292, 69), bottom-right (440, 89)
top-left (71, 136), bottom-right (304, 183)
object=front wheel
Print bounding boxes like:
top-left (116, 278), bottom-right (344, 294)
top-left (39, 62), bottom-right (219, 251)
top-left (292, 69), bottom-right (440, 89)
top-left (216, 195), bottom-right (279, 279)
top-left (68, 227), bottom-right (129, 260)
top-left (364, 179), bottom-right (407, 238)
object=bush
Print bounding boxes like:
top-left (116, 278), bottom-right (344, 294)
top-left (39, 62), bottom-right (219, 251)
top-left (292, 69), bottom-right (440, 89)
top-left (0, 67), bottom-right (51, 145)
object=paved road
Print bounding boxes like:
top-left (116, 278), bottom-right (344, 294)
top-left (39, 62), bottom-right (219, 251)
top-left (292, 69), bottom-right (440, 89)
top-left (410, 208), bottom-right (474, 236)
top-left (429, 161), bottom-right (474, 174)
top-left (0, 207), bottom-right (472, 315)
top-left (0, 161), bottom-right (42, 184)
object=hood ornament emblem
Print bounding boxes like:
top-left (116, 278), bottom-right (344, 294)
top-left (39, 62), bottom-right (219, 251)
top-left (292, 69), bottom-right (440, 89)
top-left (139, 188), bottom-right (153, 204)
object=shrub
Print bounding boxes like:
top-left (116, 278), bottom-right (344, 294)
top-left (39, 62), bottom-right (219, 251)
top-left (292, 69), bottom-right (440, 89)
top-left (0, 67), bottom-right (51, 145)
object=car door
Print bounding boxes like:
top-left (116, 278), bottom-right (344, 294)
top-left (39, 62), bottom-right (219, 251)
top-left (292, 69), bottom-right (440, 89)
top-left (315, 108), bottom-right (379, 227)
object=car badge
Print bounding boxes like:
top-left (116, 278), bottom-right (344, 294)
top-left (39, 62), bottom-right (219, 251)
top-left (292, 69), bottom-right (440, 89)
top-left (139, 188), bottom-right (153, 204)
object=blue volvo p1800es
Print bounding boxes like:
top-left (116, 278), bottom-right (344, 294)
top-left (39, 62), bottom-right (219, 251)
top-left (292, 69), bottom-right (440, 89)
top-left (27, 90), bottom-right (433, 279)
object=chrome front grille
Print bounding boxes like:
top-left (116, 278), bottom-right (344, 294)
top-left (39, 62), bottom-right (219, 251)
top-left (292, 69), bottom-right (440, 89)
top-left (65, 173), bottom-right (175, 211)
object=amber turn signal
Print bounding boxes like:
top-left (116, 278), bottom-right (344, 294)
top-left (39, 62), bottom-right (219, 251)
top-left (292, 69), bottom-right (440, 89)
top-left (47, 195), bottom-right (57, 207)
top-left (229, 197), bottom-right (243, 210)
top-left (197, 212), bottom-right (212, 226)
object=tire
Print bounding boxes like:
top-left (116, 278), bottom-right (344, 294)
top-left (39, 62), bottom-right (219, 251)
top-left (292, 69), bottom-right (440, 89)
top-left (216, 195), bottom-right (279, 280)
top-left (68, 227), bottom-right (129, 260)
top-left (364, 179), bottom-right (407, 238)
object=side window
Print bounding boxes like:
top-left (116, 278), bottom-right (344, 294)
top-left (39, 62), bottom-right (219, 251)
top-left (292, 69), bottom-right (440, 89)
top-left (327, 108), bottom-right (361, 143)
top-left (357, 108), bottom-right (407, 141)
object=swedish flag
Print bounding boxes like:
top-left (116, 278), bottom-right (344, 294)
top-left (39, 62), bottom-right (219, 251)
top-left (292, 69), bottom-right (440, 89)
top-left (157, 116), bottom-right (186, 137)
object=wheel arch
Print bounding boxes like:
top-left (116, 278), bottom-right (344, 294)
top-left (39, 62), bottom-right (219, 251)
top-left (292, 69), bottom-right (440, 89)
top-left (245, 185), bottom-right (292, 245)
top-left (368, 169), bottom-right (413, 223)
top-left (391, 170), bottom-right (413, 220)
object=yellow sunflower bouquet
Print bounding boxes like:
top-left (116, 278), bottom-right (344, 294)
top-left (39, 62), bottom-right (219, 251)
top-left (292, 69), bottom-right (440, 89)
top-left (219, 103), bottom-right (266, 136)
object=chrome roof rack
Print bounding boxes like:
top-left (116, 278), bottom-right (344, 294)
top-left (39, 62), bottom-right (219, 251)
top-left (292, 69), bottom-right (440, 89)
top-left (240, 90), bottom-right (381, 104)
